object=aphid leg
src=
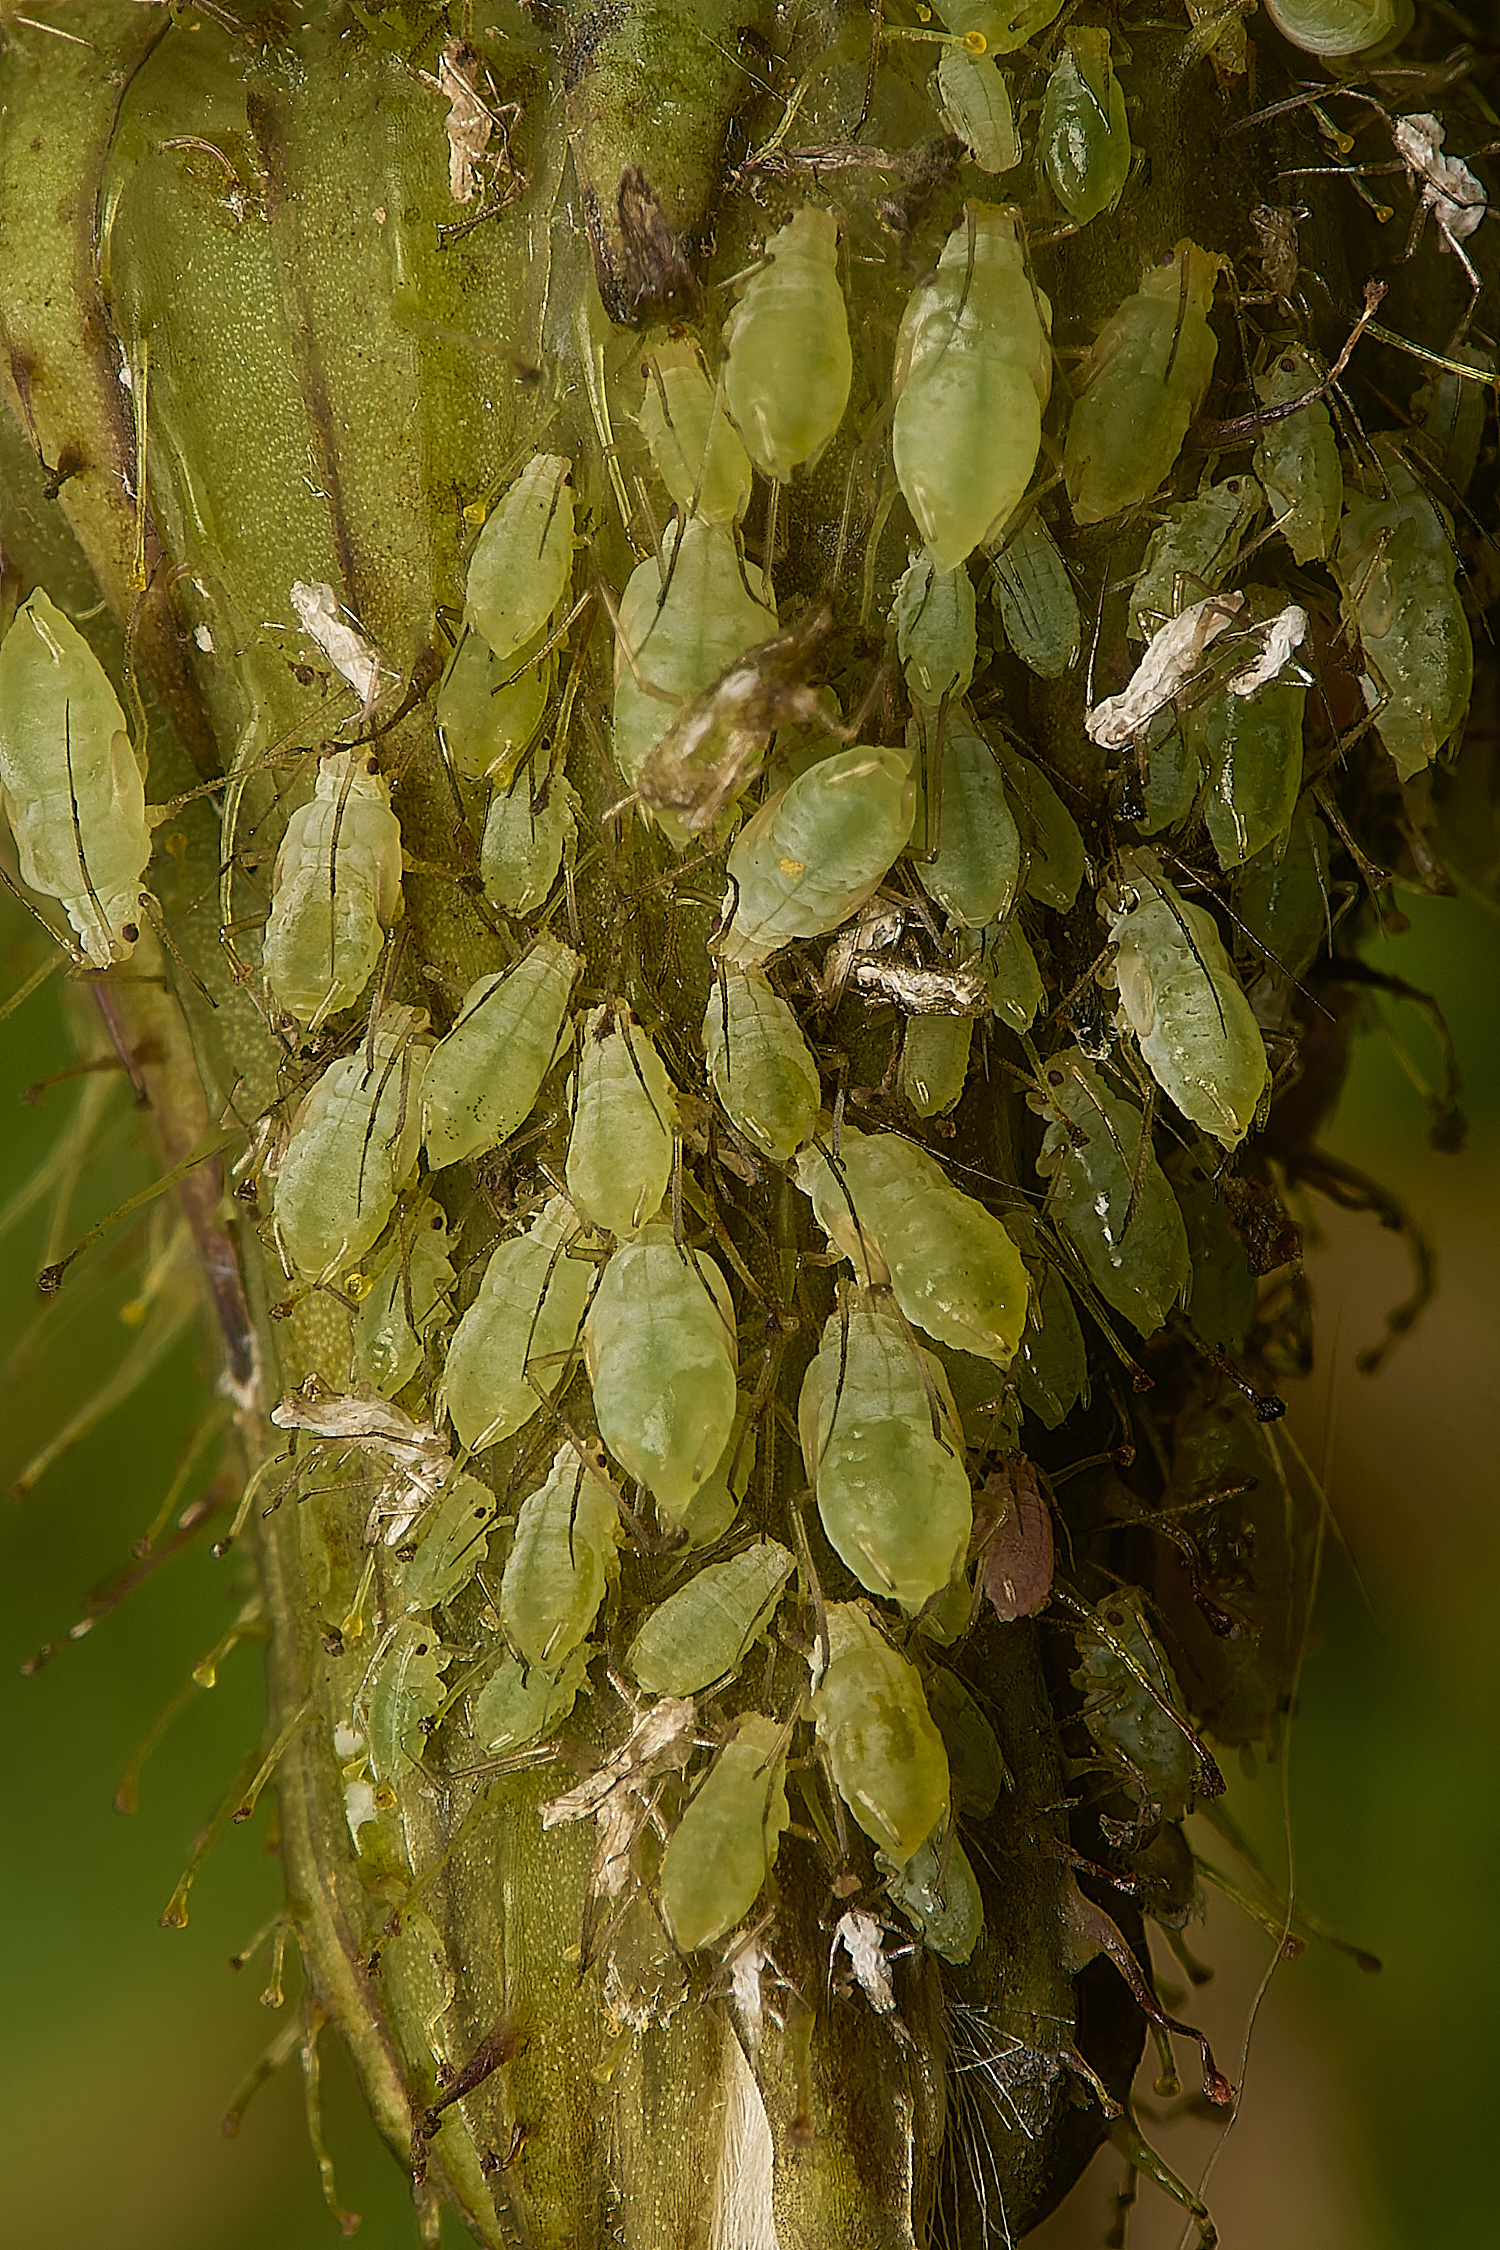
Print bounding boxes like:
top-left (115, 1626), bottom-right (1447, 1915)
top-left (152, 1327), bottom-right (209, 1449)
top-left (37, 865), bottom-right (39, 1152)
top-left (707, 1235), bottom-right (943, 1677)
top-left (1107, 2110), bottom-right (1216, 2247)
top-left (297, 2007), bottom-right (363, 2238)
top-left (221, 2014), bottom-right (303, 2140)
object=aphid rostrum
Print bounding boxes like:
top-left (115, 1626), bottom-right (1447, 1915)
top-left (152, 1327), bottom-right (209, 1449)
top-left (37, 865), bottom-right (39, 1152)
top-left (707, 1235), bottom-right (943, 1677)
top-left (438, 1196), bottom-right (598, 1452)
top-left (892, 204), bottom-right (1052, 573)
top-left (1062, 241), bottom-right (1222, 526)
top-left (626, 1539), bottom-right (796, 1697)
top-left (1033, 1049), bottom-right (1191, 1336)
top-left (703, 969), bottom-right (822, 1162)
top-left (584, 1227), bottom-right (738, 1520)
top-left (566, 1004), bottom-right (680, 1239)
top-left (810, 1602), bottom-right (951, 1864)
top-left (799, 1297), bottom-right (972, 1616)
top-left (260, 748), bottom-right (404, 1026)
top-left (1038, 29), bottom-right (1132, 227)
top-left (718, 744), bottom-right (916, 968)
top-left (500, 1442), bottom-right (621, 1670)
top-left (0, 587), bottom-right (150, 966)
top-left (658, 1714), bottom-right (791, 1954)
top-left (464, 453), bottom-right (575, 666)
top-left (421, 937), bottom-right (581, 1171)
top-left (272, 1008), bottom-right (431, 1278)
top-left (638, 333), bottom-right (753, 524)
top-left (481, 768), bottom-right (579, 916)
top-left (721, 206), bottom-right (852, 482)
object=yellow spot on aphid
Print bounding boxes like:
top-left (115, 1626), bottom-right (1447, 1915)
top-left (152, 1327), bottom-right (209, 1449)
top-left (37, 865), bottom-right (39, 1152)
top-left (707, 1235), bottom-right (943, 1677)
top-left (162, 830), bottom-right (188, 858)
top-left (120, 1297), bottom-right (149, 1328)
top-left (779, 857), bottom-right (805, 878)
top-left (344, 1271), bottom-right (371, 1300)
top-left (963, 30), bottom-right (987, 51)
top-left (463, 500), bottom-right (489, 526)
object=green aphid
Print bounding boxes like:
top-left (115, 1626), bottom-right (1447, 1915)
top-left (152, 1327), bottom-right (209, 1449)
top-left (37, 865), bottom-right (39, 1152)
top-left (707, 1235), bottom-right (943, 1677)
top-left (627, 1538), bottom-right (796, 1696)
top-left (892, 204), bottom-right (1052, 573)
top-left (719, 743), bottom-right (916, 967)
top-left (659, 1714), bottom-right (791, 1953)
top-left (1105, 850), bottom-right (1270, 1149)
top-left (436, 627), bottom-right (553, 787)
top-left (926, 1668), bottom-right (1010, 1819)
top-left (901, 1012), bottom-right (973, 1118)
top-left (1039, 29), bottom-right (1132, 226)
top-left (1234, 801), bottom-right (1330, 987)
top-left (1333, 438), bottom-right (1473, 781)
top-left (638, 332), bottom-right (753, 524)
top-left (1412, 341), bottom-right (1495, 498)
top-left (810, 1602), bottom-right (951, 1865)
top-left (469, 1645), bottom-right (591, 1757)
top-left (1071, 1585), bottom-right (1198, 1828)
top-left (566, 1004), bottom-right (679, 1238)
top-left (273, 1008), bottom-right (430, 1278)
top-left (892, 552), bottom-right (978, 706)
top-left (393, 1472), bottom-right (502, 1615)
top-left (0, 587), bottom-right (150, 968)
top-left (1014, 1258), bottom-right (1090, 1430)
top-left (421, 937), bottom-right (581, 1171)
top-left (914, 708), bottom-right (1021, 930)
top-left (1261, 0), bottom-right (1404, 60)
top-left (721, 206), bottom-right (852, 482)
top-left (1033, 1048), bottom-right (1191, 1337)
top-left (1170, 1161), bottom-right (1255, 1349)
top-left (500, 1444), bottom-right (621, 1671)
top-left (1193, 593), bottom-right (1307, 871)
top-left (1063, 240), bottom-right (1222, 526)
top-left (1130, 475), bottom-right (1263, 641)
top-left (985, 918), bottom-right (1045, 1033)
top-left (795, 1124), bottom-right (1030, 1370)
top-left (584, 1227), bottom-right (738, 1521)
top-left (799, 1298), bottom-right (972, 1616)
top-left (703, 968), bottom-right (822, 1161)
top-left (351, 1200), bottom-right (455, 1396)
top-left (356, 1618), bottom-right (448, 1784)
top-left (481, 768), bottom-right (578, 916)
top-left (260, 748), bottom-right (404, 1027)
top-left (877, 1831), bottom-right (984, 1963)
top-left (439, 1196), bottom-right (598, 1453)
top-left (1253, 347), bottom-right (1343, 564)
top-left (989, 513), bottom-right (1081, 680)
top-left (936, 46), bottom-right (1020, 175)
top-left (464, 453), bottom-right (574, 666)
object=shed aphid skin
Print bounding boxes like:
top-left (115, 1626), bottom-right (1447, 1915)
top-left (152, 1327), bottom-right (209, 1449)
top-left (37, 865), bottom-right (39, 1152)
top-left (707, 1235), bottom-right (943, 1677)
top-left (1085, 593), bottom-right (1245, 751)
top-left (638, 334), bottom-right (753, 525)
top-left (1332, 437), bottom-right (1473, 781)
top-left (1129, 475), bottom-right (1264, 642)
top-left (810, 1602), bottom-right (951, 1864)
top-left (500, 1441), bottom-right (621, 1671)
top-left (1038, 29), bottom-right (1132, 228)
top-left (0, 588), bottom-right (149, 966)
top-left (583, 1226), bottom-right (738, 1520)
top-left (1191, 591), bottom-right (1309, 870)
top-left (626, 1539), bottom-right (795, 1697)
top-left (718, 742), bottom-right (917, 968)
top-left (463, 452), bottom-right (575, 666)
top-left (1062, 240), bottom-right (1223, 527)
top-left (878, 1830), bottom-right (983, 1963)
top-left (565, 1004), bottom-right (679, 1239)
top-left (259, 748), bottom-right (403, 1027)
top-left (1105, 851), bottom-right (1269, 1149)
top-left (1252, 347), bottom-right (1344, 565)
top-left (720, 206), bottom-right (852, 483)
top-left (611, 515), bottom-right (777, 840)
top-left (1260, 0), bottom-right (1406, 57)
top-left (794, 1125), bottom-right (1030, 1370)
top-left (911, 708), bottom-right (1021, 930)
top-left (892, 553), bottom-right (978, 707)
top-left (272, 1008), bottom-right (431, 1278)
top-left (480, 767), bottom-right (579, 916)
top-left (288, 581), bottom-right (384, 718)
top-left (658, 1713), bottom-right (791, 1954)
top-left (798, 1297), bottom-right (972, 1616)
top-left (420, 936), bottom-right (581, 1171)
top-left (988, 514), bottom-right (1081, 680)
top-left (936, 45), bottom-right (1020, 176)
top-left (351, 1199), bottom-right (455, 1397)
top-left (1033, 1049), bottom-right (1192, 1336)
top-left (438, 1195), bottom-right (599, 1452)
top-left (901, 1011), bottom-right (973, 1118)
top-left (891, 204), bottom-right (1052, 574)
top-left (703, 969), bottom-right (822, 1162)
top-left (435, 626), bottom-right (552, 787)
top-left (1071, 1585), bottom-right (1199, 1832)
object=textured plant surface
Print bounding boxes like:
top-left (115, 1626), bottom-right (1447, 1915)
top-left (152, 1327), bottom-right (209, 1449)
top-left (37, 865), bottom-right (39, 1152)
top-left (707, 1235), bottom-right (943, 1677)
top-left (1, 1), bottom-right (1495, 2243)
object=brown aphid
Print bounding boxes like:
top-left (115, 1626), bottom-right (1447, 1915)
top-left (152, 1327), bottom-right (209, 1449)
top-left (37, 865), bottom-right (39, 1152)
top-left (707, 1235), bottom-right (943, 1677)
top-left (975, 1458), bottom-right (1054, 1622)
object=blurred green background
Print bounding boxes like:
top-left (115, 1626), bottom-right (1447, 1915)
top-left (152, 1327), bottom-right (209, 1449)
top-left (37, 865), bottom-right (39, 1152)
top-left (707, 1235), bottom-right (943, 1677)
top-left (4, 876), bottom-right (1497, 2250)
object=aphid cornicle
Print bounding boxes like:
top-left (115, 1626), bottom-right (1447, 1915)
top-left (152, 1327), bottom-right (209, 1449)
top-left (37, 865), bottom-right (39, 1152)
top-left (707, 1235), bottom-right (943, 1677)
top-left (436, 627), bottom-right (552, 787)
top-left (703, 969), bottom-right (822, 1162)
top-left (721, 206), bottom-right (852, 483)
top-left (658, 1714), bottom-right (791, 1954)
top-left (638, 333), bottom-right (753, 524)
top-left (810, 1602), bottom-right (951, 1864)
top-left (583, 1227), bottom-right (738, 1521)
top-left (259, 749), bottom-right (404, 1026)
top-left (480, 768), bottom-right (579, 916)
top-left (1033, 1049), bottom-right (1192, 1337)
top-left (464, 452), bottom-right (574, 666)
top-left (798, 1298), bottom-right (973, 1616)
top-left (891, 204), bottom-right (1052, 574)
top-left (421, 936), bottom-right (582, 1171)
top-left (1333, 438), bottom-right (1473, 781)
top-left (718, 743), bottom-right (916, 967)
top-left (0, 587), bottom-right (150, 966)
top-left (438, 1196), bottom-right (598, 1452)
top-left (1038, 29), bottom-right (1132, 227)
top-left (795, 1125), bottom-right (1030, 1370)
top-left (1252, 349), bottom-right (1343, 566)
top-left (1062, 240), bottom-right (1222, 526)
top-left (912, 709), bottom-right (1022, 930)
top-left (1105, 850), bottom-right (1270, 1149)
top-left (565, 1004), bottom-right (679, 1239)
top-left (273, 1008), bottom-right (431, 1277)
top-left (626, 1539), bottom-right (795, 1697)
top-left (500, 1442), bottom-right (621, 1671)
